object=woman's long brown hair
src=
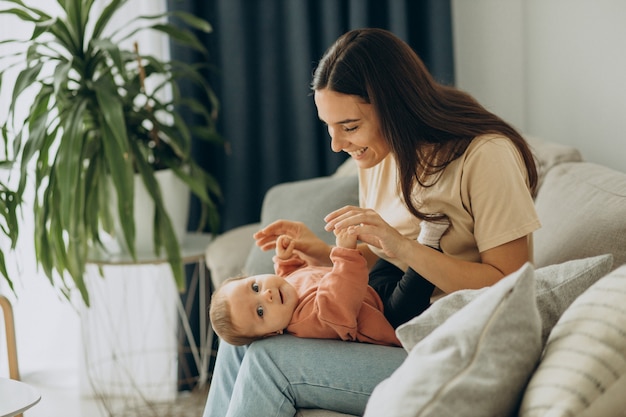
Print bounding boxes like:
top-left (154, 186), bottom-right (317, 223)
top-left (312, 28), bottom-right (538, 220)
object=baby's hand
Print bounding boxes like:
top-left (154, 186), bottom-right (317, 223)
top-left (276, 235), bottom-right (295, 259)
top-left (334, 227), bottom-right (358, 249)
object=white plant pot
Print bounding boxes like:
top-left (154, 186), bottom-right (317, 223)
top-left (111, 168), bottom-right (190, 256)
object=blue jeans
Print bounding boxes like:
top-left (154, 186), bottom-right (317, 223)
top-left (202, 335), bottom-right (407, 417)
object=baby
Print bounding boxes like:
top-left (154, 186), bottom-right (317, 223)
top-left (209, 220), bottom-right (448, 346)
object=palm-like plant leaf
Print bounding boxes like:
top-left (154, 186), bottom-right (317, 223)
top-left (0, 0), bottom-right (223, 304)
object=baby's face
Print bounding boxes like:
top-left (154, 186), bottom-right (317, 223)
top-left (223, 274), bottom-right (299, 338)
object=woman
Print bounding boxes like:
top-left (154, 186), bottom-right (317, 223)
top-left (203, 28), bottom-right (540, 417)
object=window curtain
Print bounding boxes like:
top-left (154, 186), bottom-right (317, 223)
top-left (166, 0), bottom-right (454, 391)
top-left (167, 0), bottom-right (455, 233)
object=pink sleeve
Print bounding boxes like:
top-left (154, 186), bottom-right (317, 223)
top-left (314, 247), bottom-right (369, 340)
top-left (273, 254), bottom-right (307, 276)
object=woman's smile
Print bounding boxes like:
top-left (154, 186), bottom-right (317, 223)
top-left (348, 147), bottom-right (369, 158)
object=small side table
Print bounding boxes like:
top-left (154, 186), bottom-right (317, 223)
top-left (0, 377), bottom-right (41, 417)
top-left (82, 233), bottom-right (214, 416)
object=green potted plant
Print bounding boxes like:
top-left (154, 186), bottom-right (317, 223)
top-left (0, 175), bottom-right (19, 292)
top-left (0, 0), bottom-right (223, 306)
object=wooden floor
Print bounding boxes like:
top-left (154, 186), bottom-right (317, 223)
top-left (21, 367), bottom-right (209, 417)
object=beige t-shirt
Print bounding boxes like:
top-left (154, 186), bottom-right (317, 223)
top-left (358, 134), bottom-right (541, 271)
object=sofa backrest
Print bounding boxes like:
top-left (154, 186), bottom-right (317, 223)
top-left (243, 138), bottom-right (622, 277)
top-left (533, 161), bottom-right (626, 270)
top-left (525, 135), bottom-right (583, 190)
top-left (243, 175), bottom-right (359, 276)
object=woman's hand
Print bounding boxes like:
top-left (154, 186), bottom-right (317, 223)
top-left (254, 220), bottom-right (333, 266)
top-left (325, 206), bottom-right (408, 259)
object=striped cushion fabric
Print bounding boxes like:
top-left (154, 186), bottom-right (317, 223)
top-left (519, 264), bottom-right (626, 416)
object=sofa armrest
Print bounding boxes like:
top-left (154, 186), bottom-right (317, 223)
top-left (205, 222), bottom-right (260, 289)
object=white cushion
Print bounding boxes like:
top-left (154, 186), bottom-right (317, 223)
top-left (578, 372), bottom-right (626, 417)
top-left (519, 264), bottom-right (626, 416)
top-left (364, 263), bottom-right (542, 417)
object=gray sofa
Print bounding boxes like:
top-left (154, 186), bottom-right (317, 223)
top-left (205, 136), bottom-right (626, 416)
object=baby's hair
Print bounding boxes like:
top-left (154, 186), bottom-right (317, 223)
top-left (209, 274), bottom-right (265, 346)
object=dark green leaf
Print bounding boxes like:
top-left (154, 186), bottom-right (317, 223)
top-left (0, 250), bottom-right (14, 292)
top-left (55, 98), bottom-right (87, 228)
top-left (10, 62), bottom-right (44, 117)
top-left (166, 11), bottom-right (212, 33)
top-left (150, 23), bottom-right (207, 54)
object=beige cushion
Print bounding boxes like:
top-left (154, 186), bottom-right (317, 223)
top-left (534, 162), bottom-right (626, 270)
top-left (578, 372), bottom-right (626, 417)
top-left (396, 254), bottom-right (613, 350)
top-left (364, 263), bottom-right (542, 417)
top-left (525, 135), bottom-right (583, 189)
top-left (519, 264), bottom-right (626, 416)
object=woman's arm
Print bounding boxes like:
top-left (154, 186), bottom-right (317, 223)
top-left (254, 220), bottom-right (333, 266)
top-left (391, 234), bottom-right (530, 293)
top-left (255, 219), bottom-right (380, 269)
top-left (326, 206), bottom-right (530, 293)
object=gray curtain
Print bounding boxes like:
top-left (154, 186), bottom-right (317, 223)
top-left (167, 0), bottom-right (455, 233)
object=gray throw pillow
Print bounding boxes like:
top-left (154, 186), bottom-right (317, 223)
top-left (364, 262), bottom-right (542, 417)
top-left (396, 254), bottom-right (613, 351)
top-left (244, 175), bottom-right (359, 275)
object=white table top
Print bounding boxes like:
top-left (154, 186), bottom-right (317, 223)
top-left (0, 378), bottom-right (41, 417)
top-left (87, 233), bottom-right (214, 266)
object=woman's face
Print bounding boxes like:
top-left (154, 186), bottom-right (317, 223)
top-left (314, 89), bottom-right (390, 169)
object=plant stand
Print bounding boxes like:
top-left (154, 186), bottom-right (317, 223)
top-left (80, 233), bottom-right (214, 417)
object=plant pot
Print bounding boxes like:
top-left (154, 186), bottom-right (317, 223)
top-left (110, 168), bottom-right (190, 256)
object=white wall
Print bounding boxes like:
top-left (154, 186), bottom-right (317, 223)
top-left (452, 0), bottom-right (626, 172)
